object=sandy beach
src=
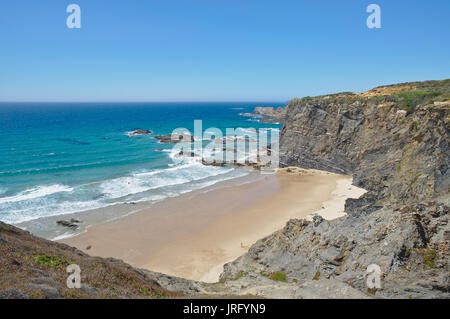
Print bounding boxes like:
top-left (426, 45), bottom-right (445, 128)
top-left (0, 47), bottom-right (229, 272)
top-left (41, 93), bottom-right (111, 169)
top-left (61, 168), bottom-right (365, 282)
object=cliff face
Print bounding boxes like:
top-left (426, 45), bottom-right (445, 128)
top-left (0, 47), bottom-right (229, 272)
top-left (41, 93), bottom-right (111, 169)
top-left (253, 106), bottom-right (286, 124)
top-left (280, 81), bottom-right (449, 210)
top-left (221, 80), bottom-right (450, 298)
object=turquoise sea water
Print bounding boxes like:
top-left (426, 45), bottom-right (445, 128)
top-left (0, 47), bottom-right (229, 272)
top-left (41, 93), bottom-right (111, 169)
top-left (0, 102), bottom-right (283, 224)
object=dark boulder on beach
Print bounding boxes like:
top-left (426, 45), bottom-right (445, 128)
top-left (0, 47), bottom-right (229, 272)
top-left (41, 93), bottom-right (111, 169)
top-left (56, 220), bottom-right (78, 229)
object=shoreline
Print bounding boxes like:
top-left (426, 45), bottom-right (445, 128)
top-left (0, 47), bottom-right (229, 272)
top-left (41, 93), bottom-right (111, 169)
top-left (61, 168), bottom-right (366, 282)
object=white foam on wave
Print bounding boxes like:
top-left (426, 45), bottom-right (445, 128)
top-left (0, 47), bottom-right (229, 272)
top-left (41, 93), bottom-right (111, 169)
top-left (51, 232), bottom-right (78, 241)
top-left (100, 159), bottom-right (235, 200)
top-left (3, 199), bottom-right (105, 224)
top-left (0, 185), bottom-right (73, 204)
top-left (132, 168), bottom-right (249, 204)
top-left (1, 148), bottom-right (250, 224)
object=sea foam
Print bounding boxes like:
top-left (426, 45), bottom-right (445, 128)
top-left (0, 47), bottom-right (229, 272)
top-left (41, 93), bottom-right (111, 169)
top-left (0, 184), bottom-right (73, 204)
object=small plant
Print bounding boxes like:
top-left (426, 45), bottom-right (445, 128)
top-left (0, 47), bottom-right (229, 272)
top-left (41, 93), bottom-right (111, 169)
top-left (405, 248), bottom-right (412, 258)
top-left (138, 287), bottom-right (168, 298)
top-left (367, 287), bottom-right (377, 296)
top-left (397, 90), bottom-right (440, 113)
top-left (313, 271), bottom-right (320, 281)
top-left (421, 249), bottom-right (437, 268)
top-left (268, 271), bottom-right (287, 283)
top-left (34, 254), bottom-right (69, 268)
top-left (233, 271), bottom-right (244, 281)
top-left (0, 226), bottom-right (19, 234)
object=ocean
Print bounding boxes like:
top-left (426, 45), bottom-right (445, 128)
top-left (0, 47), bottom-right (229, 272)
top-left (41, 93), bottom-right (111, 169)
top-left (0, 102), bottom-right (283, 227)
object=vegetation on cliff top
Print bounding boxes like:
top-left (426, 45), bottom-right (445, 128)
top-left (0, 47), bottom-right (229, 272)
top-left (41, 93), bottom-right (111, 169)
top-left (289, 78), bottom-right (450, 114)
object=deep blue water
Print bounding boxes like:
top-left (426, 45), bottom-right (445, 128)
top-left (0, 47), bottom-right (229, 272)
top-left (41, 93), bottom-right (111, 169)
top-left (0, 102), bottom-right (283, 224)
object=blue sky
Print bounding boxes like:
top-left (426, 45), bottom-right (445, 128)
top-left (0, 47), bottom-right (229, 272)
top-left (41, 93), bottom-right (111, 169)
top-left (0, 0), bottom-right (449, 102)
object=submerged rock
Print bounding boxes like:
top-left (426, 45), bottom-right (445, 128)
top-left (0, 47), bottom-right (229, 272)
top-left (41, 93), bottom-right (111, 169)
top-left (56, 220), bottom-right (78, 229)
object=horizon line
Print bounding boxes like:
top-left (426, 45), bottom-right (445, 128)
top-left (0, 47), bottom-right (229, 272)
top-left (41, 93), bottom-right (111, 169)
top-left (0, 100), bottom-right (289, 104)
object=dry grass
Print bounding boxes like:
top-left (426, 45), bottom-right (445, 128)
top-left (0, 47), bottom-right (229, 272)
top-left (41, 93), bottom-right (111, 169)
top-left (0, 222), bottom-right (183, 299)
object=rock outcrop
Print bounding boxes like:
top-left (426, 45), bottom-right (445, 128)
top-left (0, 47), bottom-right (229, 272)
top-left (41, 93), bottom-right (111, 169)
top-left (221, 79), bottom-right (450, 298)
top-left (154, 134), bottom-right (194, 143)
top-left (241, 106), bottom-right (286, 124)
top-left (56, 220), bottom-right (79, 230)
top-left (127, 129), bottom-right (153, 137)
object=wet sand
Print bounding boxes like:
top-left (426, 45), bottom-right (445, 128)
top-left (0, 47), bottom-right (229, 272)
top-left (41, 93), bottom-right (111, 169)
top-left (61, 168), bottom-right (365, 282)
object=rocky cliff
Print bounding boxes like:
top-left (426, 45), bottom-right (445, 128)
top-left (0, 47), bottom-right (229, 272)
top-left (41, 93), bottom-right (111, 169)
top-left (241, 106), bottom-right (286, 124)
top-left (220, 79), bottom-right (450, 298)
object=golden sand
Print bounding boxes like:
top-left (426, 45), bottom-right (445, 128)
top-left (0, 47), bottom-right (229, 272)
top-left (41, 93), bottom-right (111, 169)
top-left (62, 168), bottom-right (365, 282)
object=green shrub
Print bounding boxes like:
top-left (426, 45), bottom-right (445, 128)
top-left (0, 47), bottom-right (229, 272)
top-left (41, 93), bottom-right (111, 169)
top-left (268, 271), bottom-right (287, 283)
top-left (421, 249), bottom-right (437, 268)
top-left (397, 90), bottom-right (440, 113)
top-left (34, 255), bottom-right (69, 268)
top-left (367, 287), bottom-right (377, 296)
top-left (138, 287), bottom-right (168, 298)
top-left (233, 271), bottom-right (244, 281)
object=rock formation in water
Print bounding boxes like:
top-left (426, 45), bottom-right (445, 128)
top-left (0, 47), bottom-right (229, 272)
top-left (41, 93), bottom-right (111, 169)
top-left (154, 134), bottom-right (195, 143)
top-left (127, 129), bottom-right (153, 137)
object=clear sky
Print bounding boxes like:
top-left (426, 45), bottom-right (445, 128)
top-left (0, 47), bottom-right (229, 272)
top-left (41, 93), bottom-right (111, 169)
top-left (0, 0), bottom-right (449, 102)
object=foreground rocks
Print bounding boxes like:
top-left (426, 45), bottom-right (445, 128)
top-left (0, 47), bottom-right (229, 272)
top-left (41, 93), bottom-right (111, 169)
top-left (221, 201), bottom-right (449, 299)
